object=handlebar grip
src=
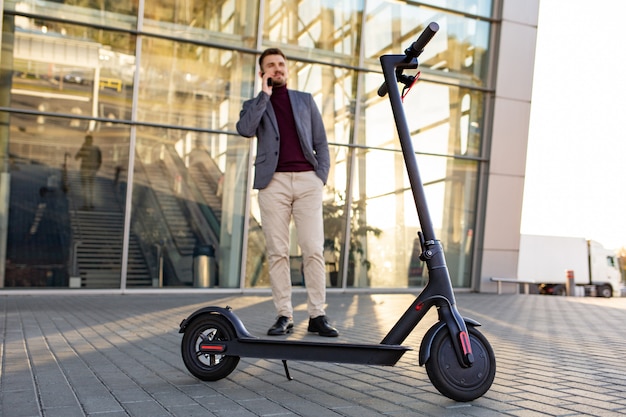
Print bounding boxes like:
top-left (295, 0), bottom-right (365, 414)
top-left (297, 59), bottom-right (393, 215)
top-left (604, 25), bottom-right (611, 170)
top-left (406, 22), bottom-right (439, 59)
top-left (377, 82), bottom-right (388, 97)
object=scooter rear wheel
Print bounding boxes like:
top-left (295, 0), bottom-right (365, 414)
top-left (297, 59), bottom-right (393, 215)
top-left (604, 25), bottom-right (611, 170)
top-left (425, 326), bottom-right (495, 402)
top-left (181, 314), bottom-right (240, 381)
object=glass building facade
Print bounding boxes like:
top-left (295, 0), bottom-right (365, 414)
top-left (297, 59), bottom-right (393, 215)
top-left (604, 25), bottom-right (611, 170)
top-left (0, 0), bottom-right (498, 291)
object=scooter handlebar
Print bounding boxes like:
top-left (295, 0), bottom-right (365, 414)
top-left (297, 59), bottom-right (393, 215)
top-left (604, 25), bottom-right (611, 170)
top-left (405, 22), bottom-right (439, 59)
top-left (377, 22), bottom-right (439, 97)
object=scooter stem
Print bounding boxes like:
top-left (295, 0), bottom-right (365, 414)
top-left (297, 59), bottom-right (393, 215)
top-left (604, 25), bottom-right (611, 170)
top-left (379, 54), bottom-right (437, 241)
top-left (378, 53), bottom-right (474, 367)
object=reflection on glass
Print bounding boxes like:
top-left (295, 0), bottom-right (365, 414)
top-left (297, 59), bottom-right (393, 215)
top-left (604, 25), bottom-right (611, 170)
top-left (293, 64), bottom-right (356, 146)
top-left (1, 0), bottom-right (494, 291)
top-left (3, 114), bottom-right (130, 288)
top-left (364, 3), bottom-right (491, 87)
top-left (129, 128), bottom-right (249, 289)
top-left (143, 0), bottom-right (258, 47)
top-left (263, 0), bottom-right (363, 67)
top-left (137, 38), bottom-right (240, 131)
top-left (350, 149), bottom-right (477, 288)
top-left (364, 76), bottom-right (484, 158)
top-left (5, 0), bottom-right (138, 29)
top-left (10, 18), bottom-right (135, 124)
top-left (414, 0), bottom-right (492, 18)
top-left (356, 69), bottom-right (484, 288)
top-left (325, 182), bottom-right (382, 288)
top-left (440, 158), bottom-right (478, 288)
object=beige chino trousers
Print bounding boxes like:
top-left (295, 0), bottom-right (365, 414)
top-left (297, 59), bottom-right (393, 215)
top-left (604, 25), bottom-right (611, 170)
top-left (258, 171), bottom-right (326, 319)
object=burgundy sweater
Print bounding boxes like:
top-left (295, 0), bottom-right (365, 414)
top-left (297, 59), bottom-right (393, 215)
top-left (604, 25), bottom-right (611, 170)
top-left (270, 85), bottom-right (314, 173)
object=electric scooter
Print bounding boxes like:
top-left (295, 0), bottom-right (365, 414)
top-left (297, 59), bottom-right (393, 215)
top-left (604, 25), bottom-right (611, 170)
top-left (179, 22), bottom-right (496, 402)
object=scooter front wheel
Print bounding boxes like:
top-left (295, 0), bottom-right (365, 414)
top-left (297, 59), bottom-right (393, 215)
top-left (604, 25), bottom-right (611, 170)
top-left (181, 314), bottom-right (240, 381)
top-left (425, 326), bottom-right (495, 402)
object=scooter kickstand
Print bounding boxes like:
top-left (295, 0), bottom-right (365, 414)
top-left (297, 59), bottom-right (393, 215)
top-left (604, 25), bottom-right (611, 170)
top-left (282, 360), bottom-right (294, 381)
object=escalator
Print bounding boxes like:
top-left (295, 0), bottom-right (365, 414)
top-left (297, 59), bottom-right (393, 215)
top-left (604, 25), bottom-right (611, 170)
top-left (186, 146), bottom-right (267, 287)
top-left (131, 143), bottom-right (220, 286)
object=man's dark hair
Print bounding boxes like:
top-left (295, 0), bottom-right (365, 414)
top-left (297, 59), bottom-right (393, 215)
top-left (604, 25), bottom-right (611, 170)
top-left (258, 48), bottom-right (286, 70)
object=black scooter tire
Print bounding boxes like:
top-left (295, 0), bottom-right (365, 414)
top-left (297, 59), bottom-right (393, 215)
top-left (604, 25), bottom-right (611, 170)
top-left (425, 326), bottom-right (495, 402)
top-left (181, 314), bottom-right (240, 381)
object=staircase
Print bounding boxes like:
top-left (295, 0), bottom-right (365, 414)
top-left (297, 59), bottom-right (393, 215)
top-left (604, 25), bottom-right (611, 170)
top-left (67, 170), bottom-right (152, 288)
top-left (68, 146), bottom-right (227, 288)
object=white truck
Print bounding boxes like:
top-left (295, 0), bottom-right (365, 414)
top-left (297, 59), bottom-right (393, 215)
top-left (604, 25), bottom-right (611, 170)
top-left (517, 234), bottom-right (622, 298)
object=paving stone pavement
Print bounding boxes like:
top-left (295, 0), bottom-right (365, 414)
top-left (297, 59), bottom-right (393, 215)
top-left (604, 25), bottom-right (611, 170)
top-left (1, 291), bottom-right (626, 417)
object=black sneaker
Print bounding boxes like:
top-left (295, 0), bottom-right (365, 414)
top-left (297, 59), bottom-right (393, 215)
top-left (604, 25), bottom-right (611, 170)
top-left (307, 315), bottom-right (339, 337)
top-left (267, 316), bottom-right (294, 336)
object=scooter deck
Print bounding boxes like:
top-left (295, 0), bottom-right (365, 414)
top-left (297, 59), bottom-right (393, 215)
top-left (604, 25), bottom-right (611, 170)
top-left (201, 337), bottom-right (411, 366)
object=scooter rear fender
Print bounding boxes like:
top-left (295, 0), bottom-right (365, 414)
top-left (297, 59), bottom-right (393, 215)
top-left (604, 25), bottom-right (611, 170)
top-left (418, 318), bottom-right (481, 366)
top-left (178, 306), bottom-right (254, 339)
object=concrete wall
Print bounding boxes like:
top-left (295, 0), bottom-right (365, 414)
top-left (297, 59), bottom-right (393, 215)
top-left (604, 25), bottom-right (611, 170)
top-left (479, 0), bottom-right (540, 293)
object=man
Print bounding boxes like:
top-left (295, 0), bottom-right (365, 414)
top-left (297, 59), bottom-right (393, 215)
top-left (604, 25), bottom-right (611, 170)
top-left (236, 48), bottom-right (338, 337)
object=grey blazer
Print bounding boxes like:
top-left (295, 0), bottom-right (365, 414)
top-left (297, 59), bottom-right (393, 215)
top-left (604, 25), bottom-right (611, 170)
top-left (236, 89), bottom-right (330, 190)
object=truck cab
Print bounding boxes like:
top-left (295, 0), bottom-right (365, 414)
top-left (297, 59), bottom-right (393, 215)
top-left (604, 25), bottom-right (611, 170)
top-left (588, 240), bottom-right (621, 297)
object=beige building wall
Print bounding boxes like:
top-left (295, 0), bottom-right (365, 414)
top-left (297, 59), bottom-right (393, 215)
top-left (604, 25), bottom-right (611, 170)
top-left (479, 0), bottom-right (540, 293)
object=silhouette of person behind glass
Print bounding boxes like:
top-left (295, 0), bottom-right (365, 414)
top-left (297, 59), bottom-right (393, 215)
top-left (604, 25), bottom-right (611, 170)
top-left (74, 134), bottom-right (102, 210)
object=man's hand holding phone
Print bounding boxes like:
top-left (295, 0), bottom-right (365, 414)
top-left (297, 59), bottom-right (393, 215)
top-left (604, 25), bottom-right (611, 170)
top-left (262, 72), bottom-right (273, 95)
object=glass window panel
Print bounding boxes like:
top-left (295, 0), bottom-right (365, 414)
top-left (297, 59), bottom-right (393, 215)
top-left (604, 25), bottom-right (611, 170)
top-left (364, 75), bottom-right (484, 158)
top-left (129, 127), bottom-right (249, 288)
top-left (5, 0), bottom-right (138, 31)
top-left (143, 0), bottom-right (259, 50)
top-left (138, 37), bottom-right (250, 132)
top-left (3, 113), bottom-right (130, 288)
top-left (9, 19), bottom-right (135, 124)
top-left (348, 148), bottom-right (477, 288)
top-left (263, 0), bottom-right (364, 67)
top-left (364, 2), bottom-right (491, 87)
top-left (418, 0), bottom-right (492, 17)
top-left (1, 0), bottom-right (494, 292)
top-left (285, 61), bottom-right (355, 146)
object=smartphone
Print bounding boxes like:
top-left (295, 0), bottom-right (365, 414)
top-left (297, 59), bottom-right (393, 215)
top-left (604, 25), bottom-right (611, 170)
top-left (267, 78), bottom-right (273, 87)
